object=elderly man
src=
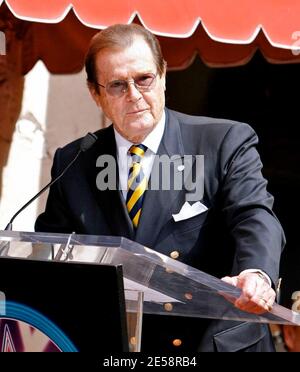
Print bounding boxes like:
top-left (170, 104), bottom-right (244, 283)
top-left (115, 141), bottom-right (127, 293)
top-left (35, 24), bottom-right (285, 352)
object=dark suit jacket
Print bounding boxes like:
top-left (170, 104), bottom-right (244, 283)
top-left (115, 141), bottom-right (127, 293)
top-left (35, 108), bottom-right (285, 351)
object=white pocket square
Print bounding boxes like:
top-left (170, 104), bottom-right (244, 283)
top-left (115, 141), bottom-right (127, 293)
top-left (172, 201), bottom-right (208, 222)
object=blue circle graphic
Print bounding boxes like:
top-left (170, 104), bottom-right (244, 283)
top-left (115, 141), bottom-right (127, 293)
top-left (0, 301), bottom-right (77, 352)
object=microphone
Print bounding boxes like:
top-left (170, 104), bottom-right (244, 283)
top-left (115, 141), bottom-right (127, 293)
top-left (3, 132), bottom-right (98, 231)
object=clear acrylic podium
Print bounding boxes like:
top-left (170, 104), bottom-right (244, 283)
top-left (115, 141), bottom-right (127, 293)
top-left (0, 230), bottom-right (299, 352)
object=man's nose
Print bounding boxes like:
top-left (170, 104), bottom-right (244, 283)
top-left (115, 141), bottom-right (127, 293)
top-left (126, 81), bottom-right (142, 101)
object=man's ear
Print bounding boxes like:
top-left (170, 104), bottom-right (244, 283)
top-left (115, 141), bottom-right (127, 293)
top-left (162, 61), bottom-right (167, 91)
top-left (162, 74), bottom-right (166, 91)
top-left (87, 81), bottom-right (102, 107)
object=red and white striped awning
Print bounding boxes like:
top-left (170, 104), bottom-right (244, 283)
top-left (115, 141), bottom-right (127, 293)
top-left (1, 0), bottom-right (300, 73)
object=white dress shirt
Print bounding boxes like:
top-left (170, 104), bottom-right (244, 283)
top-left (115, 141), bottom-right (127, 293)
top-left (114, 111), bottom-right (165, 200)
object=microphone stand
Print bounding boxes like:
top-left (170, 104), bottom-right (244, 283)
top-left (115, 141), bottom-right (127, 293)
top-left (0, 132), bottom-right (98, 257)
top-left (0, 151), bottom-right (81, 257)
top-left (3, 151), bottom-right (82, 231)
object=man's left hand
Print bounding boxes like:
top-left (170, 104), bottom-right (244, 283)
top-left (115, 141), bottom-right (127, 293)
top-left (221, 272), bottom-right (276, 314)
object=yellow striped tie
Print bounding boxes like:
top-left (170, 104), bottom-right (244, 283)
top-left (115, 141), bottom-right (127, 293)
top-left (126, 144), bottom-right (148, 228)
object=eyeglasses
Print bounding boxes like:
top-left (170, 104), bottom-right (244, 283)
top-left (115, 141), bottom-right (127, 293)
top-left (96, 73), bottom-right (157, 97)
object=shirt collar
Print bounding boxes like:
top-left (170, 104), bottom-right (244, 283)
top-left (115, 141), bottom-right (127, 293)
top-left (114, 110), bottom-right (165, 155)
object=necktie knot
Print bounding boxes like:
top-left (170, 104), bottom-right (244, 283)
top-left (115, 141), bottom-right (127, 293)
top-left (129, 144), bottom-right (147, 164)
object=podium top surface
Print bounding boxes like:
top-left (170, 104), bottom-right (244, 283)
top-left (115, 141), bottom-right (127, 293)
top-left (0, 230), bottom-right (299, 326)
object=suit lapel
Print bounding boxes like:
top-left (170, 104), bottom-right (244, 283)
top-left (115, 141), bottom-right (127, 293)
top-left (84, 126), bottom-right (135, 240)
top-left (135, 109), bottom-right (190, 248)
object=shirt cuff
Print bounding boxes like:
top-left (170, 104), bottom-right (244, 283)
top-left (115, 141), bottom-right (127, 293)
top-left (240, 269), bottom-right (272, 287)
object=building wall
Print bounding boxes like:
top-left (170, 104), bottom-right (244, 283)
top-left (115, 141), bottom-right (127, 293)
top-left (0, 62), bottom-right (102, 231)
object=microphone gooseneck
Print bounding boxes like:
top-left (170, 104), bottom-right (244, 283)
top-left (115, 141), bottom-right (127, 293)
top-left (4, 132), bottom-right (97, 231)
